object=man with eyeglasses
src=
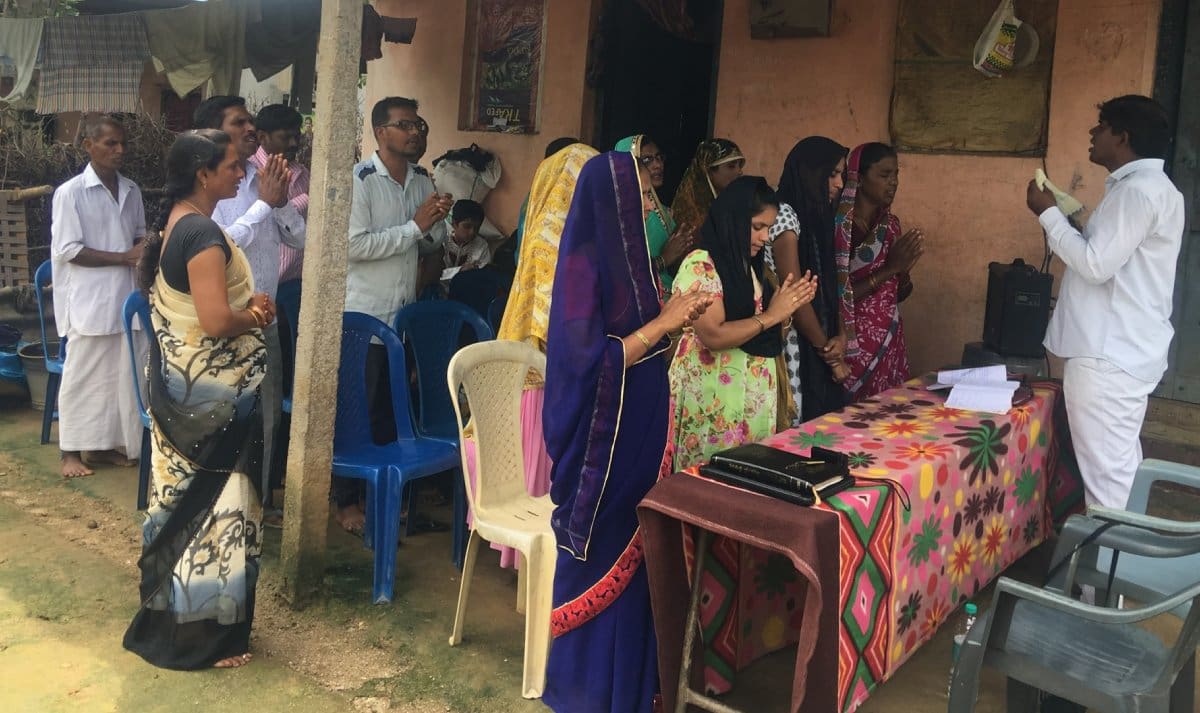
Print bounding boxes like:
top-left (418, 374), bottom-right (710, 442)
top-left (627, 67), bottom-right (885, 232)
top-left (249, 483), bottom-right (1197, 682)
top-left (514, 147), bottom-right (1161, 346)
top-left (403, 113), bottom-right (430, 166)
top-left (339, 96), bottom-right (451, 534)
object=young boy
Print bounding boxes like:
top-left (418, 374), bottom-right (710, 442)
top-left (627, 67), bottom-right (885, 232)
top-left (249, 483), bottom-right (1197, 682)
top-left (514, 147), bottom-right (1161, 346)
top-left (442, 199), bottom-right (491, 272)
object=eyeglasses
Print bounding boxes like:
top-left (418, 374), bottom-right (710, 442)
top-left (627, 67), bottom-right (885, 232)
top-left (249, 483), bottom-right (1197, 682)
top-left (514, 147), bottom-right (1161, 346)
top-left (637, 153), bottom-right (665, 167)
top-left (380, 119), bottom-right (429, 134)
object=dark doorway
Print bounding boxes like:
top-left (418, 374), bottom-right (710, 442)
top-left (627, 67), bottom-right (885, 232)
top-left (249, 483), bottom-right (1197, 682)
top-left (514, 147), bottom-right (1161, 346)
top-left (591, 1), bottom-right (723, 203)
top-left (1153, 0), bottom-right (1199, 403)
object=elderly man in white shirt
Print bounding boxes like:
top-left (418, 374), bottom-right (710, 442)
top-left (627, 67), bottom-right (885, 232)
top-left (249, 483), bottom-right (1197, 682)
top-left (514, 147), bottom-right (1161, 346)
top-left (1027, 94), bottom-right (1185, 509)
top-left (50, 116), bottom-right (146, 479)
top-left (336, 96), bottom-right (450, 534)
top-left (194, 95), bottom-right (304, 505)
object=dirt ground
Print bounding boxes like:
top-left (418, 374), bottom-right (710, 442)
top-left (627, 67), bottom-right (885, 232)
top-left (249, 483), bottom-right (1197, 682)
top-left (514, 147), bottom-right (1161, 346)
top-left (0, 394), bottom-right (1195, 712)
top-left (0, 398), bottom-right (543, 713)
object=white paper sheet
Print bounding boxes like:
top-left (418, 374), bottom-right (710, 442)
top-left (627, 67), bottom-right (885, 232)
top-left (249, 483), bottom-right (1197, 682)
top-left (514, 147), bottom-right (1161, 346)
top-left (930, 365), bottom-right (1008, 390)
top-left (945, 381), bottom-right (1020, 414)
top-left (440, 266), bottom-right (462, 282)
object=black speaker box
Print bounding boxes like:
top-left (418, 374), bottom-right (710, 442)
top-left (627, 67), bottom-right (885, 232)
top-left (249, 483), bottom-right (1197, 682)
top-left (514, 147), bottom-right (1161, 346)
top-left (982, 259), bottom-right (1052, 358)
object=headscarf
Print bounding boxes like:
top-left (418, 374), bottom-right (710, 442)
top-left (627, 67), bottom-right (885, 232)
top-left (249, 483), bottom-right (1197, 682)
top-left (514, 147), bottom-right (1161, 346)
top-left (498, 143), bottom-right (599, 349)
top-left (544, 150), bottom-right (669, 560)
top-left (776, 136), bottom-right (848, 337)
top-left (836, 143), bottom-right (906, 400)
top-left (614, 134), bottom-right (677, 288)
top-left (699, 175), bottom-right (781, 358)
top-left (670, 138), bottom-right (744, 231)
top-left (830, 143), bottom-right (886, 360)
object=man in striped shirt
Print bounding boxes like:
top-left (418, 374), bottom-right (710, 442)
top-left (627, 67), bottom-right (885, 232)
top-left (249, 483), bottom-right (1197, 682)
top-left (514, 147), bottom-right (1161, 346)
top-left (253, 104), bottom-right (310, 284)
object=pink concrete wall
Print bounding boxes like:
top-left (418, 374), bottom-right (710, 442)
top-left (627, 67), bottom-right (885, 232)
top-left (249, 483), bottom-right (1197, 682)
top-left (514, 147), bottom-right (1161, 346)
top-left (713, 0), bottom-right (1163, 374)
top-left (366, 0), bottom-right (593, 235)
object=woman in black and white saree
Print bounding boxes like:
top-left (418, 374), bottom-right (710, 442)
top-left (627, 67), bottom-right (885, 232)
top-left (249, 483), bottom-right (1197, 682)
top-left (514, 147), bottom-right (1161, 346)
top-left (124, 129), bottom-right (278, 670)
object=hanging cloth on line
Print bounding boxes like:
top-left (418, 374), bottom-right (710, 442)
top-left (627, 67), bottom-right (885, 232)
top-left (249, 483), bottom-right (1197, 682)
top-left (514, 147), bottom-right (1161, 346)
top-left (142, 0), bottom-right (259, 98)
top-left (0, 18), bottom-right (44, 103)
top-left (36, 14), bottom-right (149, 114)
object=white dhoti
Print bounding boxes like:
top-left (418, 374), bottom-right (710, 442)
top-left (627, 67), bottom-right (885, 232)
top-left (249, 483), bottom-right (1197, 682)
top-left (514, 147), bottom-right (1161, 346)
top-left (58, 331), bottom-right (147, 458)
top-left (1062, 356), bottom-right (1158, 509)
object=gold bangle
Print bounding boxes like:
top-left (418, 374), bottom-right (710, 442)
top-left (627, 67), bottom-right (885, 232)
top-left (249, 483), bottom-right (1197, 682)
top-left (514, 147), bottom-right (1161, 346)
top-left (752, 315), bottom-right (766, 333)
top-left (633, 330), bottom-right (651, 349)
top-left (868, 275), bottom-right (878, 292)
top-left (247, 305), bottom-right (268, 328)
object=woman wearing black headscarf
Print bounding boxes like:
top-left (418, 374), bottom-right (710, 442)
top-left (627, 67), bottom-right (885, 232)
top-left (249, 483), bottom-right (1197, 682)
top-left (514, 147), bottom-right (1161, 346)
top-left (765, 137), bottom-right (850, 424)
top-left (669, 176), bottom-right (817, 469)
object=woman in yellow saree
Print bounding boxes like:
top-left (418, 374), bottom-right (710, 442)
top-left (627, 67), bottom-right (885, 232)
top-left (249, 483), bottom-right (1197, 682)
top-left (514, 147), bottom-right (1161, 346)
top-left (498, 143), bottom-right (599, 349)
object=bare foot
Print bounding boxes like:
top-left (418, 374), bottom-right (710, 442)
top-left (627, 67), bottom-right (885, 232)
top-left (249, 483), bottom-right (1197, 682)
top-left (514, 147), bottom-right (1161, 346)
top-left (336, 504), bottom-right (366, 536)
top-left (61, 452), bottom-right (94, 479)
top-left (213, 653), bottom-right (252, 668)
top-left (83, 450), bottom-right (137, 468)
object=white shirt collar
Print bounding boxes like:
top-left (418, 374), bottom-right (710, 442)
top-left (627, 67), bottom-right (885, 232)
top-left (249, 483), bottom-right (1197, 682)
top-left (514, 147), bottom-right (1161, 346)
top-left (243, 159), bottom-right (258, 186)
top-left (1107, 158), bottom-right (1164, 187)
top-left (81, 162), bottom-right (135, 205)
top-left (371, 151), bottom-right (414, 186)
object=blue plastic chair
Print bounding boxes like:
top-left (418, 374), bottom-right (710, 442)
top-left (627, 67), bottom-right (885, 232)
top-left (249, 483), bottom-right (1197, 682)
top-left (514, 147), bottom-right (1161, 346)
top-left (275, 279), bottom-right (302, 415)
top-left (393, 301), bottom-right (493, 568)
top-left (393, 301), bottom-right (494, 443)
top-left (486, 292), bottom-right (507, 336)
top-left (334, 312), bottom-right (462, 603)
top-left (121, 291), bottom-right (154, 511)
top-left (33, 260), bottom-right (65, 444)
top-left (447, 269), bottom-right (503, 320)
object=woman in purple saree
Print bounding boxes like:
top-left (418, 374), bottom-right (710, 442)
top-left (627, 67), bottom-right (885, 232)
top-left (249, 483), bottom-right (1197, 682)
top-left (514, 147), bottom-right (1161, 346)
top-left (542, 151), bottom-right (711, 713)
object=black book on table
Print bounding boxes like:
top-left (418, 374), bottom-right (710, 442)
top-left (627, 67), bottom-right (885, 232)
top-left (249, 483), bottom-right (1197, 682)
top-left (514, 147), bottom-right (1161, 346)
top-left (698, 444), bottom-right (854, 506)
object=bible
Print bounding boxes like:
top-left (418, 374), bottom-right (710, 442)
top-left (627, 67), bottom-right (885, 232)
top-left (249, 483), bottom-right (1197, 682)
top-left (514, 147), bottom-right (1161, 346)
top-left (699, 444), bottom-right (854, 506)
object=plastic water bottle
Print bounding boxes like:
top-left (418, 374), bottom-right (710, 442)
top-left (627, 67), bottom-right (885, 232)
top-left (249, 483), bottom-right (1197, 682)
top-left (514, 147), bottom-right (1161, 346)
top-left (948, 602), bottom-right (979, 697)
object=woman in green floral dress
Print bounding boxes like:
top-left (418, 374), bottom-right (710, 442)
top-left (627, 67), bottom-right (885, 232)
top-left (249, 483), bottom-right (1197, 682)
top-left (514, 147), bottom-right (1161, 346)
top-left (670, 176), bottom-right (817, 469)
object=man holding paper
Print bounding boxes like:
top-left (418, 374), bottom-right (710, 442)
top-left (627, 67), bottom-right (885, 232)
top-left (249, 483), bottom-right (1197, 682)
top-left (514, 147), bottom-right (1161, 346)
top-left (1026, 95), bottom-right (1184, 509)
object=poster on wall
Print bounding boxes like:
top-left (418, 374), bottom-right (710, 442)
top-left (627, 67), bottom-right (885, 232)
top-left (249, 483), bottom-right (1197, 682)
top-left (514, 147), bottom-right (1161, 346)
top-left (460, 0), bottom-right (546, 134)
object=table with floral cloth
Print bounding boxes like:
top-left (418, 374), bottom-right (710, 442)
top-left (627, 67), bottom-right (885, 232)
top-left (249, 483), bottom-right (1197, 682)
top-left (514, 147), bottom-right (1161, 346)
top-left (677, 376), bottom-right (1083, 712)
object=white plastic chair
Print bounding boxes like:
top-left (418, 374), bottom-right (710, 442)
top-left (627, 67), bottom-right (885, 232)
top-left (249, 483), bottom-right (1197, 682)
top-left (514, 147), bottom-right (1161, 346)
top-left (447, 340), bottom-right (556, 699)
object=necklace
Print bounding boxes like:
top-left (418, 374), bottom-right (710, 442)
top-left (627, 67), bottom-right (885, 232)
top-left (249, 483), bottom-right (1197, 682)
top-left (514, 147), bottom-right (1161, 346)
top-left (178, 199), bottom-right (205, 215)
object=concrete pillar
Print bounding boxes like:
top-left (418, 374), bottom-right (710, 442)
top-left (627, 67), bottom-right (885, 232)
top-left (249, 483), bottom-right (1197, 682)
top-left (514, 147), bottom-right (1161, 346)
top-left (279, 0), bottom-right (362, 607)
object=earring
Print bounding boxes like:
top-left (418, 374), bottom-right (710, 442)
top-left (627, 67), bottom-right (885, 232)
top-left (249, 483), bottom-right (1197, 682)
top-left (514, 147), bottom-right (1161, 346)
top-left (202, 180), bottom-right (208, 189)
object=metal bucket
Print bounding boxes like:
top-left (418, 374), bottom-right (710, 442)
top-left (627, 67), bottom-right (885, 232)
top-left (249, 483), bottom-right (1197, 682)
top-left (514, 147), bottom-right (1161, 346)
top-left (17, 341), bottom-right (56, 410)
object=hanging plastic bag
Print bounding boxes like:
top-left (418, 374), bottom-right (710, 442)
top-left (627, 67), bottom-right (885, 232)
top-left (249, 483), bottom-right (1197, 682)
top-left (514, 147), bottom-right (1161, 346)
top-left (973, 0), bottom-right (1040, 78)
top-left (432, 145), bottom-right (504, 242)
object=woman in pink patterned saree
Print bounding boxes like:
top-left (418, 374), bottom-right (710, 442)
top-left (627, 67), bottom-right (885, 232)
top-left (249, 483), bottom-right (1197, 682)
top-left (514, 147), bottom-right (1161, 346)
top-left (834, 142), bottom-right (925, 400)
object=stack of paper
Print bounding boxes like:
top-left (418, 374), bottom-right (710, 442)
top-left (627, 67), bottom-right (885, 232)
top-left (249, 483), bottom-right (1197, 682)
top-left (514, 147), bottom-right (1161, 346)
top-left (929, 365), bottom-right (1019, 414)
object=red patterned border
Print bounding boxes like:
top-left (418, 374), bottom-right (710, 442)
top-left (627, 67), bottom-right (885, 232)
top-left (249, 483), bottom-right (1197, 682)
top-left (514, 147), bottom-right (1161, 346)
top-left (551, 531), bottom-right (645, 637)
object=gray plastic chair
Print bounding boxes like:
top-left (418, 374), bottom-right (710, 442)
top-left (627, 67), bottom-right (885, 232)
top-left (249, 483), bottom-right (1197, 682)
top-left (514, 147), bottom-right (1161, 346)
top-left (1066, 460), bottom-right (1200, 616)
top-left (948, 515), bottom-right (1200, 713)
top-left (1041, 459), bottom-right (1200, 713)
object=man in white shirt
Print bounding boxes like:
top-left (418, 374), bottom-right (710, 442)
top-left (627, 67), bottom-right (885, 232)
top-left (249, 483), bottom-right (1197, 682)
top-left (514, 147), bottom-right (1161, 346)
top-left (338, 96), bottom-right (450, 533)
top-left (195, 95), bottom-right (304, 503)
top-left (50, 115), bottom-right (146, 478)
top-left (1027, 94), bottom-right (1185, 509)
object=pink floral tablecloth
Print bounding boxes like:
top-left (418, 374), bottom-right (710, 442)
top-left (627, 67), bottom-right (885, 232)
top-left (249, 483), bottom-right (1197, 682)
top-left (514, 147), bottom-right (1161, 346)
top-left (688, 376), bottom-right (1082, 712)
